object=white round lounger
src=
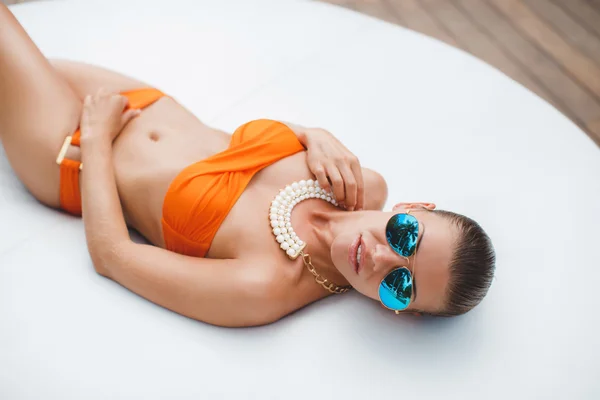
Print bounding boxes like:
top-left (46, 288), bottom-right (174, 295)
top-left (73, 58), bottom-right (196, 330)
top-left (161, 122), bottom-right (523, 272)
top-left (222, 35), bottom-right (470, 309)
top-left (1, 0), bottom-right (599, 398)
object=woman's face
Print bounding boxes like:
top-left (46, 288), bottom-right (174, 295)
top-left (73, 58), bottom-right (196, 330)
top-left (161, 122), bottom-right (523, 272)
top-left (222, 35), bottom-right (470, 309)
top-left (330, 204), bottom-right (457, 313)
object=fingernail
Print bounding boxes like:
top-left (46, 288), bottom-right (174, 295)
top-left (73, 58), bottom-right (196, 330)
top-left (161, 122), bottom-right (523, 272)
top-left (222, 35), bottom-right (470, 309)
top-left (349, 206), bottom-right (355, 211)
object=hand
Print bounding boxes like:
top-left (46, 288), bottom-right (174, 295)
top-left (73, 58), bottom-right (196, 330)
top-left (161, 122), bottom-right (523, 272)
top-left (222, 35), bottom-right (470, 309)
top-left (80, 88), bottom-right (141, 143)
top-left (303, 128), bottom-right (364, 211)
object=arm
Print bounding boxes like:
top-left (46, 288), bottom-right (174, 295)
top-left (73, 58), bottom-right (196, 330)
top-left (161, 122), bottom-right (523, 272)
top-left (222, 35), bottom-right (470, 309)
top-left (80, 90), bottom-right (282, 327)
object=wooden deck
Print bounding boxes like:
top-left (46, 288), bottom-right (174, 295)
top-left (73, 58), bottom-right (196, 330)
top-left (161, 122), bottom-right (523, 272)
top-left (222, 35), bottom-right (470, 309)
top-left (321, 0), bottom-right (600, 146)
top-left (4, 0), bottom-right (600, 146)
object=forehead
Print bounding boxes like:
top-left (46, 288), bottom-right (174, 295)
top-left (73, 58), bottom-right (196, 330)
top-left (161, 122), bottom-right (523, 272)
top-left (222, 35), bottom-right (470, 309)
top-left (412, 212), bottom-right (455, 312)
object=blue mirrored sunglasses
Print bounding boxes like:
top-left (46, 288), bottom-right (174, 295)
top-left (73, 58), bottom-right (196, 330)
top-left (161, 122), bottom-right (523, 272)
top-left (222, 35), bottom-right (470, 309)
top-left (378, 213), bottom-right (420, 312)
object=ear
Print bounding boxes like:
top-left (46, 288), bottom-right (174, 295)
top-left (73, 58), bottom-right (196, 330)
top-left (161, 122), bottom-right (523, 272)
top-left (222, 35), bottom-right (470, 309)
top-left (392, 202), bottom-right (436, 212)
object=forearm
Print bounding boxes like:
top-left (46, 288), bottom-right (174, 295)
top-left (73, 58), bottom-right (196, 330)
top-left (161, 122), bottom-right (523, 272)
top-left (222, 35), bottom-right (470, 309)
top-left (80, 136), bottom-right (129, 270)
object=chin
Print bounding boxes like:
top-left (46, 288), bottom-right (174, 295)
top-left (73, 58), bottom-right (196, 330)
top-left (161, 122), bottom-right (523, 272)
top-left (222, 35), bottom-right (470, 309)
top-left (331, 233), bottom-right (355, 274)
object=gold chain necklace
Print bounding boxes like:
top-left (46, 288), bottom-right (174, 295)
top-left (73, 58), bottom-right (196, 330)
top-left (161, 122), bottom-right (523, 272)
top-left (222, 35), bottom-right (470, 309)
top-left (301, 252), bottom-right (351, 294)
top-left (269, 179), bottom-right (351, 294)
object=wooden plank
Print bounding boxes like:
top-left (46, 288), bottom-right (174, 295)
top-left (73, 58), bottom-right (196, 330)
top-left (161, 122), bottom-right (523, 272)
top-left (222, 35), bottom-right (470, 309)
top-left (348, 0), bottom-right (402, 25)
top-left (385, 0), bottom-right (458, 46)
top-left (588, 118), bottom-right (600, 142)
top-left (553, 0), bottom-right (600, 38)
top-left (587, 0), bottom-right (600, 10)
top-left (318, 0), bottom-right (354, 8)
top-left (457, 0), bottom-right (600, 128)
top-left (489, 0), bottom-right (600, 102)
top-left (524, 0), bottom-right (600, 66)
top-left (418, 0), bottom-right (556, 108)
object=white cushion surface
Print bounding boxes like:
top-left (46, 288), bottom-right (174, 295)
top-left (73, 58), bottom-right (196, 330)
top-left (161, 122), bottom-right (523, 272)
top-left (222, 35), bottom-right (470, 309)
top-left (1, 0), bottom-right (599, 398)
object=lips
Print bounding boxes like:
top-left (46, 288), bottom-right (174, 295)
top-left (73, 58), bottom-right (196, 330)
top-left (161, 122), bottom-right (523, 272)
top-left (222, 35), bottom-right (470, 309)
top-left (349, 234), bottom-right (362, 273)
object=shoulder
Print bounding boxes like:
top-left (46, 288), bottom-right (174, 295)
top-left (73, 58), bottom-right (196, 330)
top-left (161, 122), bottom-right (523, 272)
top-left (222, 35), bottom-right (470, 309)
top-left (229, 257), bottom-right (298, 325)
top-left (362, 167), bottom-right (388, 210)
top-left (235, 255), bottom-right (315, 325)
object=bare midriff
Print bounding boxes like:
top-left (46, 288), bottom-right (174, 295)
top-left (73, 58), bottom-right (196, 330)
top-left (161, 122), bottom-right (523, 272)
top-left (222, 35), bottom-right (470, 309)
top-left (91, 97), bottom-right (314, 260)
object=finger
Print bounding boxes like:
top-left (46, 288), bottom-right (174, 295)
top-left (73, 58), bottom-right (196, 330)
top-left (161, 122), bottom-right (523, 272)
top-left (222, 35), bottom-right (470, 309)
top-left (338, 163), bottom-right (357, 211)
top-left (326, 165), bottom-right (345, 205)
top-left (350, 159), bottom-right (364, 210)
top-left (312, 163), bottom-right (331, 194)
top-left (117, 94), bottom-right (129, 109)
top-left (83, 94), bottom-right (92, 107)
top-left (121, 109), bottom-right (141, 126)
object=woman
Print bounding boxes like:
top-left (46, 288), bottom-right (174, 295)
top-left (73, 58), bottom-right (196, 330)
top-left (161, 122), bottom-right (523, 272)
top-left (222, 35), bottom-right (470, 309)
top-left (0, 5), bottom-right (495, 327)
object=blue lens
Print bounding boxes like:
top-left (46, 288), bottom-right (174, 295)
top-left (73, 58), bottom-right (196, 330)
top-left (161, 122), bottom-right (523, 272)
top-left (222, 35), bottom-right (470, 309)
top-left (386, 214), bottom-right (419, 258)
top-left (379, 267), bottom-right (413, 311)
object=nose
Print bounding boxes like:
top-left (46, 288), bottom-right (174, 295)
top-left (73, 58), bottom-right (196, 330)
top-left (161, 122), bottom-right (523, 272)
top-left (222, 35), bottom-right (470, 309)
top-left (372, 243), bottom-right (408, 272)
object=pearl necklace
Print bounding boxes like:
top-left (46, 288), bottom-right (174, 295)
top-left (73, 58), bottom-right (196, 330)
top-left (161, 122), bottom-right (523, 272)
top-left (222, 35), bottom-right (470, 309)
top-left (269, 179), bottom-right (351, 294)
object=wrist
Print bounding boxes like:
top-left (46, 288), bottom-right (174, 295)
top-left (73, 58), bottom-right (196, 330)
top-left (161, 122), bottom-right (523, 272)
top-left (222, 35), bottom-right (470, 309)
top-left (80, 133), bottom-right (112, 150)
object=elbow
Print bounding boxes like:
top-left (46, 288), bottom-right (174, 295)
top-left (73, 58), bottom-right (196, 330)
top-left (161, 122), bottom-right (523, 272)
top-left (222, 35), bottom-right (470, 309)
top-left (87, 240), bottom-right (127, 278)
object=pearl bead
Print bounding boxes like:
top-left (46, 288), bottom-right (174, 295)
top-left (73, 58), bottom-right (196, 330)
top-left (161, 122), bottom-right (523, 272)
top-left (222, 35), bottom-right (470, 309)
top-left (271, 179), bottom-right (350, 259)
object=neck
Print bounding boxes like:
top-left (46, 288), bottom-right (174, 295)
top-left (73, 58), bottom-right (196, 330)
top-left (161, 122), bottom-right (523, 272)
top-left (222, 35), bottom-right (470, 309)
top-left (301, 206), bottom-right (359, 288)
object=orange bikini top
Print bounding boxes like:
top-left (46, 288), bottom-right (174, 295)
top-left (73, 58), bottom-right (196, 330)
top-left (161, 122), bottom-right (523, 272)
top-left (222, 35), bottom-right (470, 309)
top-left (161, 119), bottom-right (305, 257)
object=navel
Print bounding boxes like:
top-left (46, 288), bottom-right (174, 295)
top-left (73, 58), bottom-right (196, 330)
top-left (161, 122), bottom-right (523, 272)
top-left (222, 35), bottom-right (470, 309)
top-left (149, 132), bottom-right (160, 142)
